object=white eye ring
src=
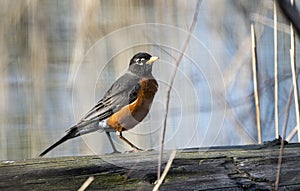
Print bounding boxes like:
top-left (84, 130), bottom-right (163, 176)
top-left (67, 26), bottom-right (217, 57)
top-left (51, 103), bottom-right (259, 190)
top-left (136, 58), bottom-right (144, 65)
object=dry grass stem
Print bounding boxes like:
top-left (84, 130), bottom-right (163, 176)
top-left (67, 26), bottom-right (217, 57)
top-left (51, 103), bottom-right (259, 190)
top-left (289, 9), bottom-right (300, 141)
top-left (153, 150), bottom-right (176, 191)
top-left (78, 176), bottom-right (94, 191)
top-left (157, 0), bottom-right (202, 180)
top-left (275, 85), bottom-right (293, 191)
top-left (274, 1), bottom-right (279, 139)
top-left (286, 126), bottom-right (298, 141)
top-left (251, 24), bottom-right (262, 144)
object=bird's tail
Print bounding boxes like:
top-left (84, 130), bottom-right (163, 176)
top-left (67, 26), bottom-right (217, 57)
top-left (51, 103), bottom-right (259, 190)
top-left (39, 127), bottom-right (78, 157)
top-left (39, 120), bottom-right (100, 157)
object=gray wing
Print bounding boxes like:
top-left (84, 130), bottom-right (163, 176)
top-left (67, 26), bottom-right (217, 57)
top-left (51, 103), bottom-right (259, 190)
top-left (75, 72), bottom-right (140, 127)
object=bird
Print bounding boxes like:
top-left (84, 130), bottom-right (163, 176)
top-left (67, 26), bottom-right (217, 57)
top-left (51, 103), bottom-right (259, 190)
top-left (39, 52), bottom-right (159, 157)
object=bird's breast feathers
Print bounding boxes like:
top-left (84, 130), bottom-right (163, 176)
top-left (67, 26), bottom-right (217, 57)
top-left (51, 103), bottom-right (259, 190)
top-left (106, 78), bottom-right (158, 131)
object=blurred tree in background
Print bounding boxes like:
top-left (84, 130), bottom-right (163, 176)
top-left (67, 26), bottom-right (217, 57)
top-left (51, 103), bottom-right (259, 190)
top-left (0, 0), bottom-right (299, 160)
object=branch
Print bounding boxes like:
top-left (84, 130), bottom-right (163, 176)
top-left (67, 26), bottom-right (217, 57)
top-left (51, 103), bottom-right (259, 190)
top-left (157, 0), bottom-right (203, 181)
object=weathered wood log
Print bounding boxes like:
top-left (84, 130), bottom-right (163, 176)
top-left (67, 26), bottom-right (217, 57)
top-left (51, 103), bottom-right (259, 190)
top-left (1, 144), bottom-right (300, 190)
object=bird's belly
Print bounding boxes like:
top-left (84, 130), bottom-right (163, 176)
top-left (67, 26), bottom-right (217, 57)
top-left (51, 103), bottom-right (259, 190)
top-left (107, 78), bottom-right (158, 132)
top-left (106, 98), bottom-right (154, 132)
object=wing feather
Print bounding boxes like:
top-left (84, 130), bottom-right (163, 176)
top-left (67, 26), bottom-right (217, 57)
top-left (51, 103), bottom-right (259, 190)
top-left (77, 72), bottom-right (140, 125)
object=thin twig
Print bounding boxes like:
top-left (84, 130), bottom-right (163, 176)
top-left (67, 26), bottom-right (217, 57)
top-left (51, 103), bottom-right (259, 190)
top-left (78, 176), bottom-right (94, 191)
top-left (286, 125), bottom-right (298, 141)
top-left (275, 1), bottom-right (298, 190)
top-left (251, 23), bottom-right (262, 144)
top-left (288, 0), bottom-right (300, 142)
top-left (275, 85), bottom-right (293, 191)
top-left (153, 150), bottom-right (176, 191)
top-left (274, 0), bottom-right (279, 139)
top-left (157, 0), bottom-right (202, 180)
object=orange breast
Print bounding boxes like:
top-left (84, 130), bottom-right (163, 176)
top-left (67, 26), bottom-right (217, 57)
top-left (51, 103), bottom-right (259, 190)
top-left (107, 78), bottom-right (158, 132)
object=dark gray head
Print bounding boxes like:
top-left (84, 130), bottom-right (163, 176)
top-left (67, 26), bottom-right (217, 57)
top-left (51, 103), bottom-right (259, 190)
top-left (128, 52), bottom-right (159, 77)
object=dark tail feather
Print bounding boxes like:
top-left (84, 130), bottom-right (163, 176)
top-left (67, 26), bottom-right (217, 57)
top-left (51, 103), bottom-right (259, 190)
top-left (39, 120), bottom-right (100, 157)
top-left (39, 127), bottom-right (78, 157)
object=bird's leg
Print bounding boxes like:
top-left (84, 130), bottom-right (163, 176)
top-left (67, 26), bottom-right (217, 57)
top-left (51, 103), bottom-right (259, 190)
top-left (105, 131), bottom-right (120, 153)
top-left (116, 131), bottom-right (142, 151)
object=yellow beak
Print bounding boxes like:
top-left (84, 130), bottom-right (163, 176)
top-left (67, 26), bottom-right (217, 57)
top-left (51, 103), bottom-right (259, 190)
top-left (146, 56), bottom-right (159, 64)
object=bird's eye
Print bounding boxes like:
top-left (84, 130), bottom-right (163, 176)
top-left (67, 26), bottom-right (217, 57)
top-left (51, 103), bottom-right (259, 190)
top-left (136, 58), bottom-right (144, 65)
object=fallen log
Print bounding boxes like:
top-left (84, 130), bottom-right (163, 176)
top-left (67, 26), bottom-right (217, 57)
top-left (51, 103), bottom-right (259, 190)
top-left (0, 144), bottom-right (299, 190)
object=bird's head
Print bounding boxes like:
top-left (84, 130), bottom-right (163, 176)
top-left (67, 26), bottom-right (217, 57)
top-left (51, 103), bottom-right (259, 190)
top-left (128, 52), bottom-right (159, 77)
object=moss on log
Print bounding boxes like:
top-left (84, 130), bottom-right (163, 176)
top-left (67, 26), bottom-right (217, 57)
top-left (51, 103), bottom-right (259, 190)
top-left (1, 144), bottom-right (300, 190)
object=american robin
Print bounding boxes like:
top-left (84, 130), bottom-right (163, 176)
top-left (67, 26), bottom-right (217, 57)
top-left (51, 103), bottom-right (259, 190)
top-left (39, 52), bottom-right (159, 157)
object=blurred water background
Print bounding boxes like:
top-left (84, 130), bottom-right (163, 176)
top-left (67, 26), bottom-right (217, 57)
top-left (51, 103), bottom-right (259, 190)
top-left (1, 0), bottom-right (300, 160)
